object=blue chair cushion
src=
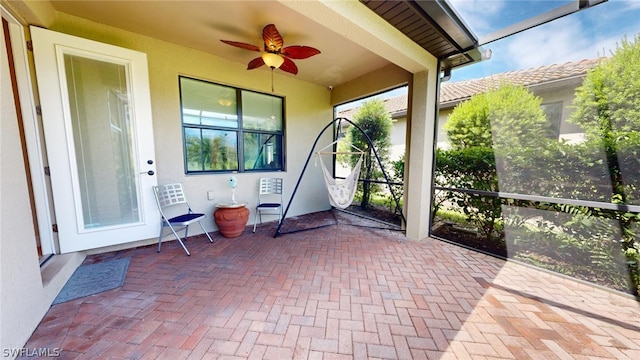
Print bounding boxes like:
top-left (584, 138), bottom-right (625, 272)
top-left (257, 203), bottom-right (281, 208)
top-left (168, 213), bottom-right (204, 224)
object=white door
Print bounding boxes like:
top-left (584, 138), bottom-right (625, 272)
top-left (31, 26), bottom-right (159, 253)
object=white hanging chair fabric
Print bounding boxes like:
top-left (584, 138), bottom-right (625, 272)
top-left (317, 154), bottom-right (363, 209)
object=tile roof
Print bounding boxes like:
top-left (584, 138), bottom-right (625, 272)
top-left (337, 95), bottom-right (409, 120)
top-left (440, 58), bottom-right (602, 104)
top-left (337, 58), bottom-right (603, 118)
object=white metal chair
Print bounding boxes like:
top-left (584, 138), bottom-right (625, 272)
top-left (153, 183), bottom-right (213, 256)
top-left (253, 178), bottom-right (283, 233)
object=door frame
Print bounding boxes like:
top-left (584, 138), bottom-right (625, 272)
top-left (30, 26), bottom-right (159, 253)
top-left (2, 6), bottom-right (57, 255)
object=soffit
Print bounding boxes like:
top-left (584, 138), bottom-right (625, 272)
top-left (46, 0), bottom-right (427, 88)
top-left (359, 0), bottom-right (481, 70)
top-left (46, 0), bottom-right (486, 88)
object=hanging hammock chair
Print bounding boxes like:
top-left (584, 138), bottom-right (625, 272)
top-left (274, 117), bottom-right (406, 238)
top-left (317, 153), bottom-right (363, 209)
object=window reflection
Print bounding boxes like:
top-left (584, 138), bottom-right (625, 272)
top-left (432, 1), bottom-right (640, 295)
top-left (180, 77), bottom-right (284, 173)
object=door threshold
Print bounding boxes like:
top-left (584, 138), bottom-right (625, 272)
top-left (39, 254), bottom-right (54, 267)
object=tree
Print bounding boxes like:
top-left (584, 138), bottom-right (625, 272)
top-left (347, 99), bottom-right (392, 209)
top-left (569, 35), bottom-right (640, 142)
top-left (567, 34), bottom-right (640, 296)
top-left (444, 83), bottom-right (548, 151)
top-left (567, 35), bottom-right (640, 207)
top-left (437, 83), bottom-right (549, 242)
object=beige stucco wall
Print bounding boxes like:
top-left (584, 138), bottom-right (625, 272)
top-left (1, 8), bottom-right (85, 353)
top-left (49, 12), bottom-right (336, 237)
top-left (405, 70), bottom-right (438, 240)
top-left (436, 108), bottom-right (454, 149)
top-left (0, 16), bottom-right (44, 349)
top-left (390, 117), bottom-right (408, 163)
top-left (331, 63), bottom-right (411, 106)
top-left (437, 79), bottom-right (586, 149)
top-left (535, 85), bottom-right (585, 141)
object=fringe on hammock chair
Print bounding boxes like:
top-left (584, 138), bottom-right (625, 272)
top-left (316, 154), bottom-right (363, 209)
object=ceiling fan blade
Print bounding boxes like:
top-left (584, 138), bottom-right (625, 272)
top-left (220, 40), bottom-right (260, 52)
top-left (279, 57), bottom-right (298, 75)
top-left (247, 57), bottom-right (265, 70)
top-left (281, 46), bottom-right (321, 59)
top-left (262, 24), bottom-right (284, 52)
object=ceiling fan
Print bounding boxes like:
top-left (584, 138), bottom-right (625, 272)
top-left (220, 24), bottom-right (321, 75)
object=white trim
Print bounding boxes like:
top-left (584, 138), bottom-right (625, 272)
top-left (2, 5), bottom-right (56, 254)
top-left (30, 26), bottom-right (159, 253)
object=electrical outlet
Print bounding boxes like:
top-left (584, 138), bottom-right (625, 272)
top-left (207, 190), bottom-right (215, 200)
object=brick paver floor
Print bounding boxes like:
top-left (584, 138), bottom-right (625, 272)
top-left (22, 210), bottom-right (640, 359)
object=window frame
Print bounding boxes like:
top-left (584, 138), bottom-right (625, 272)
top-left (179, 76), bottom-right (286, 174)
top-left (540, 101), bottom-right (563, 140)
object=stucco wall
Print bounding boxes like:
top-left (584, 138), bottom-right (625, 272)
top-left (1, 11), bottom-right (86, 354)
top-left (50, 12), bottom-right (335, 237)
top-left (436, 79), bottom-right (587, 149)
top-left (535, 86), bottom-right (584, 140)
top-left (331, 63), bottom-right (411, 107)
top-left (0, 16), bottom-right (44, 350)
top-left (390, 117), bottom-right (407, 163)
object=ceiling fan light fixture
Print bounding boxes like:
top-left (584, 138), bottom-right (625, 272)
top-left (262, 52), bottom-right (284, 69)
top-left (218, 98), bottom-right (233, 107)
top-left (221, 24), bottom-right (319, 75)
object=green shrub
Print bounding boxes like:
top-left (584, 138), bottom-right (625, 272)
top-left (435, 147), bottom-right (503, 241)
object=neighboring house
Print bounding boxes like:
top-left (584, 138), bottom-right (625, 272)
top-left (338, 58), bottom-right (601, 159)
top-left (437, 58), bottom-right (602, 148)
top-left (338, 93), bottom-right (409, 164)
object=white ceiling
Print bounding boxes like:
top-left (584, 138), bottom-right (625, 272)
top-left (49, 0), bottom-right (392, 88)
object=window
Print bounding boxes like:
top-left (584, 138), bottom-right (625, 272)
top-left (540, 101), bottom-right (562, 139)
top-left (179, 76), bottom-right (284, 173)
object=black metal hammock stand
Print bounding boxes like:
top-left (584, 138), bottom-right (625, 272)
top-left (274, 117), bottom-right (406, 238)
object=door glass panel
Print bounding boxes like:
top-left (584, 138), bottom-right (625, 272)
top-left (64, 54), bottom-right (139, 230)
